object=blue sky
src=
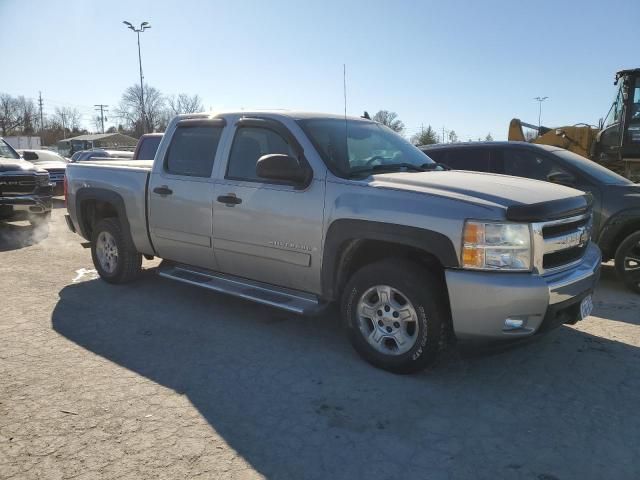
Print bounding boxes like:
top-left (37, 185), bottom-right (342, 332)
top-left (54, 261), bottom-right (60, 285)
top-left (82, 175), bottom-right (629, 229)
top-left (1, 0), bottom-right (637, 140)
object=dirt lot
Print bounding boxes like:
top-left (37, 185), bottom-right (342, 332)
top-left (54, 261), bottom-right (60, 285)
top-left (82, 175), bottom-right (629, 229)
top-left (1, 205), bottom-right (639, 480)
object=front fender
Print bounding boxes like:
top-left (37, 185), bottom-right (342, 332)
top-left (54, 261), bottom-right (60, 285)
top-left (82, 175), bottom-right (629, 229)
top-left (321, 219), bottom-right (459, 300)
top-left (597, 208), bottom-right (640, 258)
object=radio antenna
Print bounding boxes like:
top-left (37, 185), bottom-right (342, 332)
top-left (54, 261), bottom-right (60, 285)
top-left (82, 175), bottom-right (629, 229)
top-left (343, 64), bottom-right (348, 162)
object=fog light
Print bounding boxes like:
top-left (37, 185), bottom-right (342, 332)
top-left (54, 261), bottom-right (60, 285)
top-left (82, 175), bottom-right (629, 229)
top-left (504, 318), bottom-right (524, 330)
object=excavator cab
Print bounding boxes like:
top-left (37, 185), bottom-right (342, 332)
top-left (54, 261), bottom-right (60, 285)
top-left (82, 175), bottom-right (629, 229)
top-left (595, 69), bottom-right (640, 178)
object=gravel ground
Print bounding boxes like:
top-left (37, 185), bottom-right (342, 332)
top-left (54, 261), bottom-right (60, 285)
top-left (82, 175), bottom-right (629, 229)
top-left (1, 205), bottom-right (639, 480)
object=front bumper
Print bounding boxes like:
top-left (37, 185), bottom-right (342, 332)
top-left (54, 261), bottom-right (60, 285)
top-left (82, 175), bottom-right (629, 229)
top-left (0, 194), bottom-right (53, 216)
top-left (445, 242), bottom-right (601, 341)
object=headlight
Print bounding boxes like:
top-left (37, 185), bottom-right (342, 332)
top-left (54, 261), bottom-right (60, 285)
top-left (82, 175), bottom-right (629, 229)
top-left (37, 174), bottom-right (51, 186)
top-left (462, 221), bottom-right (531, 271)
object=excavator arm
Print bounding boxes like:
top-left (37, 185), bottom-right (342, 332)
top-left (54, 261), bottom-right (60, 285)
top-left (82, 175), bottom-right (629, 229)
top-left (508, 118), bottom-right (596, 159)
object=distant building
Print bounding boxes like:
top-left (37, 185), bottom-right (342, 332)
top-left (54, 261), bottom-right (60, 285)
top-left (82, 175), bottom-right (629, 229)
top-left (57, 133), bottom-right (137, 156)
top-left (4, 136), bottom-right (41, 150)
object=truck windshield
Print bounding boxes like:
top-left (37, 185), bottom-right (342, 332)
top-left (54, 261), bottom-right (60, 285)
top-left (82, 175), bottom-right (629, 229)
top-left (603, 83), bottom-right (625, 128)
top-left (297, 118), bottom-right (434, 178)
top-left (0, 139), bottom-right (20, 160)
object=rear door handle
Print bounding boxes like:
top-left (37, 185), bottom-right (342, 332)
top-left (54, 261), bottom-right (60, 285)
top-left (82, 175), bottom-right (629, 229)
top-left (153, 186), bottom-right (173, 196)
top-left (217, 194), bottom-right (242, 206)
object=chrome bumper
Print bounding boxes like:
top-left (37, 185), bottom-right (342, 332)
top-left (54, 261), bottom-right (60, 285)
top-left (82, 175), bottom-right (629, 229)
top-left (445, 242), bottom-right (601, 341)
top-left (0, 195), bottom-right (53, 214)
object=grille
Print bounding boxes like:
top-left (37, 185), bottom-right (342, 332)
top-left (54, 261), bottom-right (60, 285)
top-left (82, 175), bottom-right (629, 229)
top-left (533, 213), bottom-right (592, 274)
top-left (47, 169), bottom-right (65, 182)
top-left (0, 174), bottom-right (37, 195)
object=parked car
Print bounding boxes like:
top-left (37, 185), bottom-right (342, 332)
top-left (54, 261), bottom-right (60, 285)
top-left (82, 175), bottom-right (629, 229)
top-left (421, 141), bottom-right (640, 293)
top-left (68, 149), bottom-right (134, 163)
top-left (18, 149), bottom-right (68, 196)
top-left (64, 112), bottom-right (600, 373)
top-left (0, 138), bottom-right (52, 226)
top-left (133, 133), bottom-right (163, 160)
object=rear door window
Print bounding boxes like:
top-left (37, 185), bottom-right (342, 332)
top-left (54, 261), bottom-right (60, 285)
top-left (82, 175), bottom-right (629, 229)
top-left (165, 126), bottom-right (223, 177)
top-left (439, 148), bottom-right (491, 172)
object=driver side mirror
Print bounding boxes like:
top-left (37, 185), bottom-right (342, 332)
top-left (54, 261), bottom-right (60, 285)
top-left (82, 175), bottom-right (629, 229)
top-left (256, 154), bottom-right (311, 187)
top-left (547, 172), bottom-right (576, 187)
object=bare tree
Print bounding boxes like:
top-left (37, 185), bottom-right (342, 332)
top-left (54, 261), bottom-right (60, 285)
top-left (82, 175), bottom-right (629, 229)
top-left (53, 107), bottom-right (81, 134)
top-left (116, 83), bottom-right (165, 136)
top-left (167, 93), bottom-right (204, 115)
top-left (448, 130), bottom-right (459, 143)
top-left (0, 94), bottom-right (23, 136)
top-left (372, 110), bottom-right (405, 133)
top-left (15, 96), bottom-right (37, 134)
top-left (485, 133), bottom-right (494, 141)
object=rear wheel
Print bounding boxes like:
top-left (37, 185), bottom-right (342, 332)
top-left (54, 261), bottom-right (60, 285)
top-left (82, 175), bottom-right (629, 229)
top-left (91, 218), bottom-right (142, 284)
top-left (615, 231), bottom-right (640, 294)
top-left (341, 259), bottom-right (448, 373)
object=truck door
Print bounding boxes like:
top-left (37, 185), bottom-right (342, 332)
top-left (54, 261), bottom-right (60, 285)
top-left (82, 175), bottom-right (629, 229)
top-left (211, 118), bottom-right (325, 294)
top-left (147, 118), bottom-right (226, 269)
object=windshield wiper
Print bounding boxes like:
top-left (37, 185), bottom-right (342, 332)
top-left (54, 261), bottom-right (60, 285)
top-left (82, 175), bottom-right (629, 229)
top-left (349, 163), bottom-right (427, 177)
top-left (421, 162), bottom-right (450, 171)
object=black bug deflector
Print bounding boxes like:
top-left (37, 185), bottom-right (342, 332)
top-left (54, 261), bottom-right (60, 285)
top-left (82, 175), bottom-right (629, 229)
top-left (506, 193), bottom-right (592, 222)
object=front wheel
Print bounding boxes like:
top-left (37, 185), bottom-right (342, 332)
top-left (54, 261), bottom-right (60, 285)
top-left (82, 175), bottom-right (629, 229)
top-left (91, 218), bottom-right (142, 284)
top-left (341, 259), bottom-right (448, 374)
top-left (615, 231), bottom-right (640, 294)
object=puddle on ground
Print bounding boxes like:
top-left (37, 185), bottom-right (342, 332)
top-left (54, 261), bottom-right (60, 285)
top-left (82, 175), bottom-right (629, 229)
top-left (72, 268), bottom-right (99, 283)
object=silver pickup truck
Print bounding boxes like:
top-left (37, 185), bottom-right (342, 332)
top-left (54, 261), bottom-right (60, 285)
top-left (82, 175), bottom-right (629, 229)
top-left (64, 111), bottom-right (601, 372)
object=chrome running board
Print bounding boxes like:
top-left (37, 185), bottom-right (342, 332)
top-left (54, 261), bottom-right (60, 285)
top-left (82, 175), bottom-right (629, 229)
top-left (158, 262), bottom-right (326, 315)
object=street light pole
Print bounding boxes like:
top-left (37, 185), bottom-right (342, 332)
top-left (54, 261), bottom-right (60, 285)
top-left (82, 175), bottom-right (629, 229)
top-left (123, 21), bottom-right (151, 134)
top-left (534, 96), bottom-right (548, 132)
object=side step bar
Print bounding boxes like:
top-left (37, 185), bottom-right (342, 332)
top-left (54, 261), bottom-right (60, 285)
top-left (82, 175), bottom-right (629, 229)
top-left (157, 263), bottom-right (327, 315)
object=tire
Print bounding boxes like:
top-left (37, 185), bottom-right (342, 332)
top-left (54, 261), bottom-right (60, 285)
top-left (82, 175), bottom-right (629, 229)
top-left (91, 217), bottom-right (142, 284)
top-left (341, 259), bottom-right (448, 374)
top-left (28, 211), bottom-right (51, 227)
top-left (614, 230), bottom-right (640, 294)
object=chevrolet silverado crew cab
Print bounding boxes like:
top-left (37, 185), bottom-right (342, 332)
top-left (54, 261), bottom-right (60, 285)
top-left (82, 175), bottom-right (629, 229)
top-left (0, 137), bottom-right (52, 226)
top-left (64, 111), bottom-right (601, 373)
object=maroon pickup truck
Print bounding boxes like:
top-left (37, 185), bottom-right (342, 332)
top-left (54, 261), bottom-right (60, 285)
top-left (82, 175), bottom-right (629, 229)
top-left (133, 133), bottom-right (163, 160)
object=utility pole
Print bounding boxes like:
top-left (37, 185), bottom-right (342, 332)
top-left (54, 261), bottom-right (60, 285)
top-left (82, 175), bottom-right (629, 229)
top-left (38, 92), bottom-right (44, 133)
top-left (94, 104), bottom-right (109, 133)
top-left (442, 126), bottom-right (446, 144)
top-left (60, 111), bottom-right (67, 139)
top-left (534, 96), bottom-right (549, 132)
top-left (123, 21), bottom-right (151, 134)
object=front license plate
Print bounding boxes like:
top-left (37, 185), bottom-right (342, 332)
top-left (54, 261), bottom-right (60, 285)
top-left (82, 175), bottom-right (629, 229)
top-left (580, 294), bottom-right (594, 320)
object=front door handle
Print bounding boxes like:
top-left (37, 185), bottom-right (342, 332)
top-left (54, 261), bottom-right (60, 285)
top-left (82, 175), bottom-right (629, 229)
top-left (153, 186), bottom-right (173, 196)
top-left (217, 194), bottom-right (242, 206)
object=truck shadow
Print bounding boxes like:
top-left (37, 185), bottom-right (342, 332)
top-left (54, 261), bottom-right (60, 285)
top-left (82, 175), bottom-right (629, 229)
top-left (592, 264), bottom-right (640, 325)
top-left (0, 220), bottom-right (49, 252)
top-left (51, 275), bottom-right (640, 479)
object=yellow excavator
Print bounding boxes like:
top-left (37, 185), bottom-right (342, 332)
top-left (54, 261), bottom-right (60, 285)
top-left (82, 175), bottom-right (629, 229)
top-left (509, 68), bottom-right (640, 181)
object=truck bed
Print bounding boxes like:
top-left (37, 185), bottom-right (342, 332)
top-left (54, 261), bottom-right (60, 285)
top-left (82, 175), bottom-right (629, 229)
top-left (65, 161), bottom-right (154, 254)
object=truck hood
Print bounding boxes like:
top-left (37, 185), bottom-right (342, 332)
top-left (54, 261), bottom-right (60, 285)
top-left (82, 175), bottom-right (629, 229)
top-left (0, 158), bottom-right (45, 173)
top-left (34, 161), bottom-right (68, 170)
top-left (371, 170), bottom-right (585, 210)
